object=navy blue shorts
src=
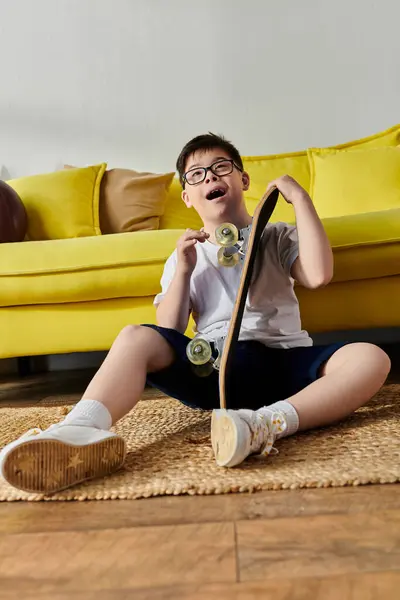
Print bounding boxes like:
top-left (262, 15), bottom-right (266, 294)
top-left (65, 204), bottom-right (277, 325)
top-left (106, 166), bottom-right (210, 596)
top-left (143, 324), bottom-right (347, 411)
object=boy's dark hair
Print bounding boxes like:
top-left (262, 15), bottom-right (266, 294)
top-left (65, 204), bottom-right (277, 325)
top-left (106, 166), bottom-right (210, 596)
top-left (176, 133), bottom-right (243, 186)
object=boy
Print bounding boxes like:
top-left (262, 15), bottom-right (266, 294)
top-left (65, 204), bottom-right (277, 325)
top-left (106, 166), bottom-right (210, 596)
top-left (0, 134), bottom-right (391, 493)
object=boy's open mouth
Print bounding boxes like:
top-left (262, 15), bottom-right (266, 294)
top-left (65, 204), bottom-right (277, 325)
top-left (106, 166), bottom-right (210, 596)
top-left (206, 187), bottom-right (227, 201)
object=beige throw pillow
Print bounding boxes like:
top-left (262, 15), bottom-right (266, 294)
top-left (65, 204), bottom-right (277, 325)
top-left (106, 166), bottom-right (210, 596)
top-left (100, 168), bottom-right (174, 234)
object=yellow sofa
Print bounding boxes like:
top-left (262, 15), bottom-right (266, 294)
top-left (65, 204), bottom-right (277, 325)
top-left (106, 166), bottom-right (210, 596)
top-left (1, 125), bottom-right (400, 360)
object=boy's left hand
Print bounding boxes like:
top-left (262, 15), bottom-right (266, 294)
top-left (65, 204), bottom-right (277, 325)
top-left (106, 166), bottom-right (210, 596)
top-left (266, 175), bottom-right (309, 205)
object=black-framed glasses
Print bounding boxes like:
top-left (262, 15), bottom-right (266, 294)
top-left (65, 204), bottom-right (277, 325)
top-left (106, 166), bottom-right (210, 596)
top-left (183, 159), bottom-right (242, 186)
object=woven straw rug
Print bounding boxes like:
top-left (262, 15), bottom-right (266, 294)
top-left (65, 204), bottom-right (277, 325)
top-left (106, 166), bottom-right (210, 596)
top-left (0, 384), bottom-right (399, 501)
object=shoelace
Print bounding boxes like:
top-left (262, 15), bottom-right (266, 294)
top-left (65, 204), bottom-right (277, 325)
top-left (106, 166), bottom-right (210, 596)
top-left (239, 410), bottom-right (288, 456)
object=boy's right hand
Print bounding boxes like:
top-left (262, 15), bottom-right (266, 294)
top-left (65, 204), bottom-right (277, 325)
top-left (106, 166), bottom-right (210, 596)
top-left (177, 228), bottom-right (210, 275)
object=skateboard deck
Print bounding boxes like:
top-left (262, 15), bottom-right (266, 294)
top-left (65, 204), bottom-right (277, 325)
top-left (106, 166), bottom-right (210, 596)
top-left (218, 186), bottom-right (279, 409)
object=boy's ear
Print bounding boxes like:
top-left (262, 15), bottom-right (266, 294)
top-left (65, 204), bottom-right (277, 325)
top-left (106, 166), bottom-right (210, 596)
top-left (182, 188), bottom-right (193, 208)
top-left (242, 171), bottom-right (250, 191)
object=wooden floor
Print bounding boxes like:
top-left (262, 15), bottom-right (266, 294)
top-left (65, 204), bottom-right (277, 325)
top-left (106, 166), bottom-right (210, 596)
top-left (0, 344), bottom-right (399, 599)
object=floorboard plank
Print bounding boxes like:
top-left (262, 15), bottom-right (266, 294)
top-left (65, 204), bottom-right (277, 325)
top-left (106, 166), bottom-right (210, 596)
top-left (0, 484), bottom-right (398, 534)
top-left (0, 522), bottom-right (236, 593)
top-left (1, 570), bottom-right (399, 599)
top-left (237, 510), bottom-right (400, 581)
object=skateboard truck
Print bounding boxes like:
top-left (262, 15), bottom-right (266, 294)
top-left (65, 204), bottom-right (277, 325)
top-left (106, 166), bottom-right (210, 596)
top-left (186, 335), bottom-right (225, 375)
top-left (215, 222), bottom-right (251, 267)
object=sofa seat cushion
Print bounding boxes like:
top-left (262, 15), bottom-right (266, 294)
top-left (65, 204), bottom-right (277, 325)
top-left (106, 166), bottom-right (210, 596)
top-left (0, 230), bottom-right (181, 307)
top-left (0, 210), bottom-right (398, 308)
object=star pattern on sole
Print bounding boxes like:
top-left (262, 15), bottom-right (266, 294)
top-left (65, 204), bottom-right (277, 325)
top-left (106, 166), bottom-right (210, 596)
top-left (67, 452), bottom-right (84, 469)
top-left (44, 472), bottom-right (63, 489)
top-left (101, 446), bottom-right (122, 464)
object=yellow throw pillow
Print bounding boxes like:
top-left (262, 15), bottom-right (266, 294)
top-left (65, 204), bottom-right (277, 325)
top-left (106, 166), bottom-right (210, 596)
top-left (308, 146), bottom-right (400, 219)
top-left (99, 168), bottom-right (174, 234)
top-left (243, 151), bottom-right (308, 224)
top-left (159, 178), bottom-right (203, 230)
top-left (7, 164), bottom-right (106, 240)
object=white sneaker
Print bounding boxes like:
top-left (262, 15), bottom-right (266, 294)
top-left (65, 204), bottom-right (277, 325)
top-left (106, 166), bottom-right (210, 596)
top-left (0, 423), bottom-right (126, 494)
top-left (211, 408), bottom-right (287, 467)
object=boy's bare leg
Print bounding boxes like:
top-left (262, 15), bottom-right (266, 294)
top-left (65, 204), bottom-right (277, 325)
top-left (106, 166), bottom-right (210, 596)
top-left (0, 325), bottom-right (176, 494)
top-left (287, 342), bottom-right (391, 430)
top-left (211, 342), bottom-right (391, 468)
top-left (81, 325), bottom-right (176, 424)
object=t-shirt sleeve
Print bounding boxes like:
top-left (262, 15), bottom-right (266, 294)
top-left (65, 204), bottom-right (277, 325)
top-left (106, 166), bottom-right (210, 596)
top-left (153, 250), bottom-right (178, 307)
top-left (276, 223), bottom-right (299, 276)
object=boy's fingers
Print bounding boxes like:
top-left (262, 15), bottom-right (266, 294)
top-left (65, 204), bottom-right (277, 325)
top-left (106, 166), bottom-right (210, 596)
top-left (266, 180), bottom-right (276, 192)
top-left (183, 231), bottom-right (209, 241)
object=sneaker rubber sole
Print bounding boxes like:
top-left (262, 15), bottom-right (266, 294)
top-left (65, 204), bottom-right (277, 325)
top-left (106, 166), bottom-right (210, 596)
top-left (211, 409), bottom-right (249, 467)
top-left (2, 436), bottom-right (126, 494)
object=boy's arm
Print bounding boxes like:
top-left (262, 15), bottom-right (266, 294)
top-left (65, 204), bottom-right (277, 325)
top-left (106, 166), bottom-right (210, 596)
top-left (155, 228), bottom-right (209, 333)
top-left (156, 268), bottom-right (192, 333)
top-left (267, 176), bottom-right (333, 289)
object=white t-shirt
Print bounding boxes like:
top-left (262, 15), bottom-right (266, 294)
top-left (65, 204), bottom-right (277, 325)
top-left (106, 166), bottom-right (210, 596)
top-left (153, 221), bottom-right (312, 349)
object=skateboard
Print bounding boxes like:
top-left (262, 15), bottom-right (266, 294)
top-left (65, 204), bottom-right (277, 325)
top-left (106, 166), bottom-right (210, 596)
top-left (186, 186), bottom-right (279, 408)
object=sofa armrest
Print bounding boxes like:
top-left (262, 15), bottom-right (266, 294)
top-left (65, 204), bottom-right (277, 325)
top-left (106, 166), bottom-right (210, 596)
top-left (321, 208), bottom-right (400, 250)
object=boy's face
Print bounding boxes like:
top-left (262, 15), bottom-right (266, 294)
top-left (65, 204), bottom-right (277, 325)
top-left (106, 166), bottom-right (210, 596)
top-left (181, 148), bottom-right (250, 221)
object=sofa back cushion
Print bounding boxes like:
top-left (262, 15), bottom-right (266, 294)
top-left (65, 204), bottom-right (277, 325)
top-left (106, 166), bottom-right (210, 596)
top-left (159, 178), bottom-right (203, 230)
top-left (309, 146), bottom-right (400, 218)
top-left (7, 164), bottom-right (106, 240)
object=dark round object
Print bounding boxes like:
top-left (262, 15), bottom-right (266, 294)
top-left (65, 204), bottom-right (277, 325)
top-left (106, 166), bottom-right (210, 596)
top-left (0, 180), bottom-right (27, 243)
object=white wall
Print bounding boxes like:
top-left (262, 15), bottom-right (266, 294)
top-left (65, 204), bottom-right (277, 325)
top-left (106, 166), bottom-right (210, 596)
top-left (1, 0), bottom-right (399, 179)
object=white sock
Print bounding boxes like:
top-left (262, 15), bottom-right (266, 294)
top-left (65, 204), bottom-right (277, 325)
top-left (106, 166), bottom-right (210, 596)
top-left (258, 400), bottom-right (299, 439)
top-left (62, 399), bottom-right (112, 430)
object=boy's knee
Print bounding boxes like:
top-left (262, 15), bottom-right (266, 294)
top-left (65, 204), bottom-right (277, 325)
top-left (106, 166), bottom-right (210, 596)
top-left (116, 324), bottom-right (156, 345)
top-left (369, 344), bottom-right (391, 376)
top-left (324, 342), bottom-right (391, 378)
top-left (117, 324), bottom-right (141, 341)
top-left (355, 343), bottom-right (391, 377)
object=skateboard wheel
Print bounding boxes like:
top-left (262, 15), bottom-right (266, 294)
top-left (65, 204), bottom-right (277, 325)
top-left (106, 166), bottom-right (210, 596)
top-left (186, 337), bottom-right (212, 365)
top-left (217, 247), bottom-right (239, 267)
top-left (191, 363), bottom-right (214, 378)
top-left (215, 223), bottom-right (239, 247)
